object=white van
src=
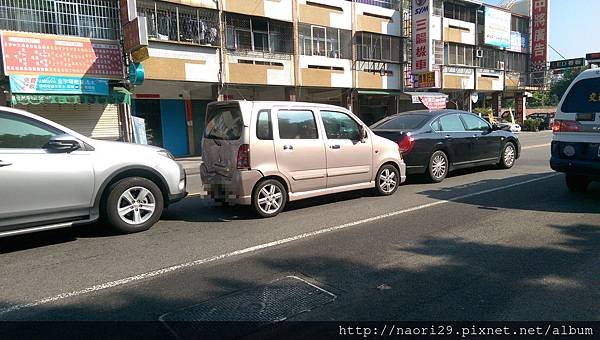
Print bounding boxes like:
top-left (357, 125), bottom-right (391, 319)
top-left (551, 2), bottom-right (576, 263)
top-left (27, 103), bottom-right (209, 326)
top-left (201, 101), bottom-right (406, 217)
top-left (550, 68), bottom-right (600, 191)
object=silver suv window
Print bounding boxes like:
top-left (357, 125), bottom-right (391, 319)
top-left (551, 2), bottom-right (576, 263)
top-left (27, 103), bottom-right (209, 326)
top-left (561, 77), bottom-right (600, 113)
top-left (0, 113), bottom-right (61, 149)
top-left (205, 106), bottom-right (243, 140)
top-left (277, 110), bottom-right (318, 139)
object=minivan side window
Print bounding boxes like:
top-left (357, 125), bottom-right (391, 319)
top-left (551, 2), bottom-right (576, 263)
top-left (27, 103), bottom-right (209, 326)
top-left (320, 111), bottom-right (361, 140)
top-left (0, 113), bottom-right (61, 149)
top-left (204, 106), bottom-right (243, 140)
top-left (561, 77), bottom-right (600, 113)
top-left (438, 114), bottom-right (466, 132)
top-left (277, 110), bottom-right (319, 139)
top-left (256, 110), bottom-right (272, 140)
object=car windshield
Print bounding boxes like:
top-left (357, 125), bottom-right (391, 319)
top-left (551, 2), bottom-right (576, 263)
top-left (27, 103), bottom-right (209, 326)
top-left (204, 106), bottom-right (243, 140)
top-left (372, 114), bottom-right (429, 130)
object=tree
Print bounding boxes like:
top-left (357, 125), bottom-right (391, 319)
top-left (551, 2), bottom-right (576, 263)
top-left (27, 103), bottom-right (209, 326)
top-left (549, 67), bottom-right (586, 103)
top-left (527, 90), bottom-right (553, 107)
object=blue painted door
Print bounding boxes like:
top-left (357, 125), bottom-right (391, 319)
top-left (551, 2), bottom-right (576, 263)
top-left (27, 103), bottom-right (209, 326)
top-left (160, 100), bottom-right (189, 157)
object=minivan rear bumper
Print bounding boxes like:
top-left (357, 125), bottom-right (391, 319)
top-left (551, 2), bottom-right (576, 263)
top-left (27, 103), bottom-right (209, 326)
top-left (200, 165), bottom-right (263, 205)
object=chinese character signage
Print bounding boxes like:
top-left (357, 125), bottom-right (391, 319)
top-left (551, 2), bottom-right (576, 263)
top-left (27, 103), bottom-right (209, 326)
top-left (484, 7), bottom-right (511, 48)
top-left (0, 31), bottom-right (123, 79)
top-left (549, 58), bottom-right (585, 70)
top-left (9, 75), bottom-right (109, 96)
top-left (412, 0), bottom-right (433, 74)
top-left (414, 71), bottom-right (441, 89)
top-left (531, 0), bottom-right (548, 72)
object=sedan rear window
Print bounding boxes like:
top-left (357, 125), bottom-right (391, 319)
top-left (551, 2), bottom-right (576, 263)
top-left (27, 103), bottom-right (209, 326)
top-left (372, 114), bottom-right (429, 130)
top-left (205, 106), bottom-right (243, 140)
top-left (561, 77), bottom-right (600, 113)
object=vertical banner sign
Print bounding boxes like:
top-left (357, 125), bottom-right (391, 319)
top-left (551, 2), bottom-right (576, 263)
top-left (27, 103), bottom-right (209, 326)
top-left (531, 0), bottom-right (548, 73)
top-left (412, 0), bottom-right (433, 74)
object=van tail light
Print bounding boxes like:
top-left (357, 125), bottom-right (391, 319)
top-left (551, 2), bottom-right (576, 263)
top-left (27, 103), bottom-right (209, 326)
top-left (552, 120), bottom-right (581, 132)
top-left (397, 134), bottom-right (415, 155)
top-left (237, 144), bottom-right (250, 169)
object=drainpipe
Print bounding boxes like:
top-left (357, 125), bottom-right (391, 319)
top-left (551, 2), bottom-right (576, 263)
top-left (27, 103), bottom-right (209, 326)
top-left (217, 0), bottom-right (226, 101)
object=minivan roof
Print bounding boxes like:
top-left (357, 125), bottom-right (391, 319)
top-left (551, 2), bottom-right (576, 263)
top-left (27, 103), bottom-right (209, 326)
top-left (209, 100), bottom-right (350, 111)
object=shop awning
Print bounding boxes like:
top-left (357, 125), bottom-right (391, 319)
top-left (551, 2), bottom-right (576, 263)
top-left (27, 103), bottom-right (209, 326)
top-left (357, 90), bottom-right (404, 96)
top-left (11, 87), bottom-right (131, 106)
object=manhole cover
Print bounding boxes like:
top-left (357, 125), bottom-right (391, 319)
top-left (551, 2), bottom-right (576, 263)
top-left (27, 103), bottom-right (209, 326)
top-left (160, 276), bottom-right (336, 339)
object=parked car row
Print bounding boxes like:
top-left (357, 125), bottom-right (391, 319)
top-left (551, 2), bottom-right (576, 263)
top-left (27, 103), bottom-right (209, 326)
top-left (0, 102), bottom-right (522, 238)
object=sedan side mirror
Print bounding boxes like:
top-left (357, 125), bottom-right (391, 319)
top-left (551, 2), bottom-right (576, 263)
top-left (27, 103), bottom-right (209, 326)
top-left (359, 125), bottom-right (368, 141)
top-left (44, 134), bottom-right (82, 153)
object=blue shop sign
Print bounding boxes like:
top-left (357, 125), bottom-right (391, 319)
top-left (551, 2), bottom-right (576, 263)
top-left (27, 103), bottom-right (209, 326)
top-left (10, 75), bottom-right (109, 96)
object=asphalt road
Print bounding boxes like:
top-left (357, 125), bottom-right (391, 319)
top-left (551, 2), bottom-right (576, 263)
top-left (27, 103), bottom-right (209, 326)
top-left (0, 131), bottom-right (598, 337)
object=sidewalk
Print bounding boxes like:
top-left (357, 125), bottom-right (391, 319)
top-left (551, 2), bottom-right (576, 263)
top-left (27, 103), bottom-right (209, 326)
top-left (176, 156), bottom-right (202, 175)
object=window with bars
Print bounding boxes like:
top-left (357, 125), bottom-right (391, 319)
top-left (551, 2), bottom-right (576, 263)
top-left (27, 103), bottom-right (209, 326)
top-left (478, 47), bottom-right (505, 69)
top-left (506, 51), bottom-right (528, 73)
top-left (0, 0), bottom-right (119, 40)
top-left (443, 2), bottom-right (475, 23)
top-left (355, 32), bottom-right (401, 63)
top-left (444, 43), bottom-right (476, 66)
top-left (298, 23), bottom-right (352, 59)
top-left (225, 14), bottom-right (293, 55)
top-left (137, 1), bottom-right (220, 46)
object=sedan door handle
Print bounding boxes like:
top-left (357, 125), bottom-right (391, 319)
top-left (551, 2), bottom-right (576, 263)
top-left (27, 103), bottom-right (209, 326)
top-left (283, 145), bottom-right (294, 150)
top-left (444, 135), bottom-right (452, 139)
top-left (330, 145), bottom-right (341, 149)
top-left (0, 160), bottom-right (12, 167)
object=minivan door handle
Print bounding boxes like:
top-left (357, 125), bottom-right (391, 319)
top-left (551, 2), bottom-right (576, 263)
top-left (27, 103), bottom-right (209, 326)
top-left (0, 160), bottom-right (12, 167)
top-left (330, 145), bottom-right (341, 149)
top-left (283, 145), bottom-right (294, 150)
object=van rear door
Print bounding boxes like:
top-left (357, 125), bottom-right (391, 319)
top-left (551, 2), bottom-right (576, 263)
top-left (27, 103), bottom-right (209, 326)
top-left (558, 76), bottom-right (600, 141)
top-left (202, 103), bottom-right (245, 178)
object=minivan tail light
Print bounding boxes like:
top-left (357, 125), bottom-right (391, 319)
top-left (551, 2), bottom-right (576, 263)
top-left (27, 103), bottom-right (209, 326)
top-left (237, 144), bottom-right (250, 169)
top-left (552, 120), bottom-right (581, 132)
top-left (397, 134), bottom-right (415, 154)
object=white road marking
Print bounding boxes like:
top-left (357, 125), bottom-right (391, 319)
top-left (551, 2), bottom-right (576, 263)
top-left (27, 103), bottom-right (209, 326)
top-left (523, 143), bottom-right (550, 150)
top-left (0, 173), bottom-right (560, 317)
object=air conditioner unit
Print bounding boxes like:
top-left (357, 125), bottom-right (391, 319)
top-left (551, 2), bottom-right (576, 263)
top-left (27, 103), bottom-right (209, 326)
top-left (476, 49), bottom-right (484, 58)
top-left (497, 61), bottom-right (505, 70)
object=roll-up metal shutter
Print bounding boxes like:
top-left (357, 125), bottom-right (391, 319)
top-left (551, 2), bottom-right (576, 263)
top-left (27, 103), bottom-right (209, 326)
top-left (15, 104), bottom-right (121, 140)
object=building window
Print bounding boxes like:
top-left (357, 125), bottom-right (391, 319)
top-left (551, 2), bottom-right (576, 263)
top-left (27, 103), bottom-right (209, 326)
top-left (0, 0), bottom-right (119, 40)
top-left (225, 14), bottom-right (293, 55)
top-left (350, 0), bottom-right (398, 10)
top-left (511, 16), bottom-right (529, 35)
top-left (356, 32), bottom-right (401, 63)
top-left (298, 23), bottom-right (351, 59)
top-left (443, 2), bottom-right (475, 23)
top-left (138, 1), bottom-right (220, 46)
top-left (478, 47), bottom-right (505, 69)
top-left (445, 43), bottom-right (475, 66)
top-left (506, 52), bottom-right (528, 73)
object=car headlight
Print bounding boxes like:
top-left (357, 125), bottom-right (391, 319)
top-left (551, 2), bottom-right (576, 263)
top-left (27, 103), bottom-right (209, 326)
top-left (157, 149), bottom-right (175, 160)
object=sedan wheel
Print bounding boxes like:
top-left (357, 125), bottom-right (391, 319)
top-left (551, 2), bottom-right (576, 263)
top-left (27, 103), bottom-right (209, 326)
top-left (252, 179), bottom-right (287, 218)
top-left (499, 142), bottom-right (516, 169)
top-left (427, 151), bottom-right (448, 183)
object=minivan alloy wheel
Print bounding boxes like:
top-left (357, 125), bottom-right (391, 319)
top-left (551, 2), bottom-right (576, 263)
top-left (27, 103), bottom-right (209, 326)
top-left (257, 184), bottom-right (284, 215)
top-left (378, 168), bottom-right (397, 194)
top-left (117, 186), bottom-right (156, 225)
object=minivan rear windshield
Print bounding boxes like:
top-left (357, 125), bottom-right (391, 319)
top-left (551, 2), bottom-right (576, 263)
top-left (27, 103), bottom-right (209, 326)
top-left (561, 77), bottom-right (600, 113)
top-left (372, 114), bottom-right (429, 130)
top-left (205, 106), bottom-right (243, 140)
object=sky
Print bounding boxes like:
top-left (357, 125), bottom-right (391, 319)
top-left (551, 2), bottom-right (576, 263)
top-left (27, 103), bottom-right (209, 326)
top-left (486, 0), bottom-right (600, 60)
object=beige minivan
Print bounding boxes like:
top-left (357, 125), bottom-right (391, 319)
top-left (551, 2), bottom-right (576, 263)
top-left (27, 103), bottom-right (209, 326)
top-left (201, 101), bottom-right (406, 217)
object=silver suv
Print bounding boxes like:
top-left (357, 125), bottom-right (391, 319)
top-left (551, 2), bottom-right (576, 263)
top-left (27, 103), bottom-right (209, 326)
top-left (0, 107), bottom-right (187, 237)
top-left (201, 101), bottom-right (406, 217)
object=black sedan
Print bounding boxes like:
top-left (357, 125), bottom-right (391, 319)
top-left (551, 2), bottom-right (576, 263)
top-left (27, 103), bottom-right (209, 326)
top-left (371, 110), bottom-right (521, 183)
